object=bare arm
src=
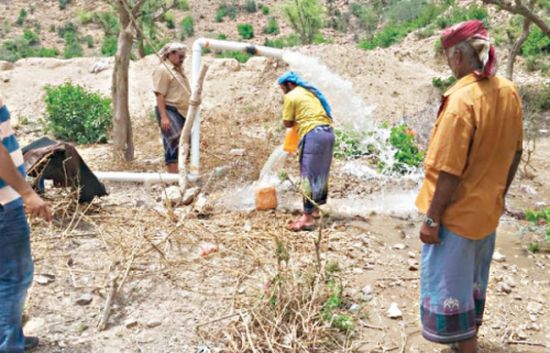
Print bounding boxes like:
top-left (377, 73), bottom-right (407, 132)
top-left (283, 120), bottom-right (295, 128)
top-left (419, 171), bottom-right (460, 244)
top-left (427, 171), bottom-right (461, 222)
top-left (504, 150), bottom-right (522, 197)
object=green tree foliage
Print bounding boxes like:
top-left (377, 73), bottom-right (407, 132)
top-left (101, 35), bottom-right (118, 56)
top-left (237, 23), bottom-right (254, 39)
top-left (282, 0), bottom-right (324, 44)
top-left (44, 82), bottom-right (112, 144)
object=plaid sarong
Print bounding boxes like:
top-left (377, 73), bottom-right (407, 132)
top-left (155, 105), bottom-right (186, 164)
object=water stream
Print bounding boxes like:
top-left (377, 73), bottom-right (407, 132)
top-left (221, 51), bottom-right (422, 215)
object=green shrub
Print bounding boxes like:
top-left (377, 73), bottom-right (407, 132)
top-left (261, 4), bottom-right (270, 15)
top-left (164, 12), bottom-right (176, 29)
top-left (264, 34), bottom-right (300, 48)
top-left (44, 82), bottom-right (112, 144)
top-left (432, 76), bottom-right (456, 92)
top-left (15, 9), bottom-right (28, 27)
top-left (217, 50), bottom-right (252, 63)
top-left (263, 17), bottom-right (279, 34)
top-left (216, 3), bottom-right (238, 22)
top-left (350, 3), bottom-right (378, 33)
top-left (35, 47), bottom-right (59, 57)
top-left (57, 22), bottom-right (78, 38)
top-left (79, 11), bottom-right (94, 25)
top-left (522, 27), bottom-right (550, 57)
top-left (179, 16), bottom-right (194, 39)
top-left (177, 0), bottom-right (190, 11)
top-left (389, 124), bottom-right (424, 172)
top-left (326, 9), bottom-right (350, 32)
top-left (84, 34), bottom-right (94, 48)
top-left (101, 35), bottom-right (118, 56)
top-left (3, 20), bottom-right (11, 35)
top-left (245, 0), bottom-right (257, 13)
top-left (237, 23), bottom-right (254, 39)
top-left (282, 0), bottom-right (324, 44)
top-left (94, 12), bottom-right (120, 36)
top-left (63, 31), bottom-right (83, 58)
top-left (23, 29), bottom-right (40, 45)
top-left (59, 0), bottom-right (71, 10)
top-left (216, 33), bottom-right (227, 40)
top-left (435, 5), bottom-right (488, 29)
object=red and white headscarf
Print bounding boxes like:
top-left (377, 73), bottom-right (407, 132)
top-left (441, 20), bottom-right (497, 78)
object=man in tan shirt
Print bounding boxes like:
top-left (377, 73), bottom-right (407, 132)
top-left (152, 42), bottom-right (192, 173)
top-left (416, 21), bottom-right (522, 353)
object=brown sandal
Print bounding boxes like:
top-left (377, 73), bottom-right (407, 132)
top-left (287, 219), bottom-right (315, 232)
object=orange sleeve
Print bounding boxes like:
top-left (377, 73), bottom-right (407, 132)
top-left (424, 110), bottom-right (474, 177)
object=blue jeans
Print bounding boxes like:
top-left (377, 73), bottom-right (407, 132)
top-left (0, 205), bottom-right (33, 353)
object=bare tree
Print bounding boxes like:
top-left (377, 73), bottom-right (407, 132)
top-left (482, 0), bottom-right (549, 80)
top-left (482, 0), bottom-right (549, 36)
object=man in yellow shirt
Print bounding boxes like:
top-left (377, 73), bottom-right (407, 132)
top-left (152, 42), bottom-right (191, 173)
top-left (416, 21), bottom-right (523, 353)
top-left (277, 72), bottom-right (334, 231)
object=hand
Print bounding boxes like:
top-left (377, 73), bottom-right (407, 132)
top-left (419, 222), bottom-right (440, 245)
top-left (21, 190), bottom-right (52, 222)
top-left (160, 116), bottom-right (170, 132)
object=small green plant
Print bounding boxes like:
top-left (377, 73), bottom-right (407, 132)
top-left (432, 76), bottom-right (457, 92)
top-left (15, 9), bottom-right (28, 27)
top-left (215, 3), bottom-right (238, 22)
top-left (388, 124), bottom-right (424, 173)
top-left (245, 0), bottom-right (257, 13)
top-left (164, 12), bottom-right (176, 29)
top-left (263, 17), bottom-right (279, 35)
top-left (23, 29), bottom-right (40, 46)
top-left (237, 23), bottom-right (254, 39)
top-left (84, 34), bottom-right (94, 48)
top-left (179, 16), bottom-right (194, 39)
top-left (78, 11), bottom-right (94, 25)
top-left (216, 33), bottom-right (227, 40)
top-left (261, 4), bottom-right (270, 15)
top-left (523, 207), bottom-right (550, 253)
top-left (59, 0), bottom-right (71, 10)
top-left (334, 128), bottom-right (366, 159)
top-left (57, 22), bottom-right (78, 38)
top-left (63, 31), bottom-right (83, 58)
top-left (44, 82), bottom-right (112, 144)
top-left (435, 5), bottom-right (488, 29)
top-left (264, 34), bottom-right (300, 48)
top-left (350, 3), bottom-right (378, 33)
top-left (177, 0), bottom-right (190, 11)
top-left (528, 242), bottom-right (539, 253)
top-left (217, 50), bottom-right (252, 63)
top-left (3, 20), bottom-right (11, 34)
top-left (101, 36), bottom-right (118, 56)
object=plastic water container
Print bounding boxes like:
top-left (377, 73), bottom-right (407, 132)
top-left (283, 126), bottom-right (299, 154)
top-left (255, 186), bottom-right (277, 210)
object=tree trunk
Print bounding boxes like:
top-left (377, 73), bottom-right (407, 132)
top-left (137, 32), bottom-right (146, 58)
top-left (482, 0), bottom-right (550, 37)
top-left (112, 2), bottom-right (135, 161)
top-left (506, 17), bottom-right (532, 80)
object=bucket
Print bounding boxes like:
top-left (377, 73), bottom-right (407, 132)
top-left (255, 186), bottom-right (277, 210)
top-left (283, 126), bottom-right (299, 154)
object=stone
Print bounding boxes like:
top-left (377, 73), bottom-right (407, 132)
top-left (35, 274), bottom-right (54, 285)
top-left (145, 319), bottom-right (162, 328)
top-left (229, 148), bottom-right (245, 156)
top-left (493, 250), bottom-right (506, 263)
top-left (386, 302), bottom-right (402, 319)
top-left (23, 317), bottom-right (45, 335)
top-left (75, 294), bottom-right (93, 306)
top-left (182, 187), bottom-right (200, 205)
top-left (349, 303), bottom-right (360, 313)
top-left (408, 251), bottom-right (416, 258)
top-left (526, 302), bottom-right (543, 314)
top-left (161, 185), bottom-right (182, 205)
top-left (407, 259), bottom-right (419, 271)
top-left (124, 319), bottom-right (138, 328)
top-left (392, 243), bottom-right (406, 250)
top-left (498, 282), bottom-right (512, 294)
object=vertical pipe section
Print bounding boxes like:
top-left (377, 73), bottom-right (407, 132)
top-left (190, 38), bottom-right (284, 177)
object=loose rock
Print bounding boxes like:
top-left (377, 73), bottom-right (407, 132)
top-left (386, 302), bottom-right (402, 319)
top-left (75, 294), bottom-right (93, 306)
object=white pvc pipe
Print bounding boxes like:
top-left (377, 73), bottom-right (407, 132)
top-left (94, 171), bottom-right (180, 184)
top-left (190, 38), bottom-right (285, 178)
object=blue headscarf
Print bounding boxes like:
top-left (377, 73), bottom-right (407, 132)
top-left (277, 71), bottom-right (333, 120)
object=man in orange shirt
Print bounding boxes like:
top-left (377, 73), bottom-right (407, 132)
top-left (416, 21), bottom-right (523, 353)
